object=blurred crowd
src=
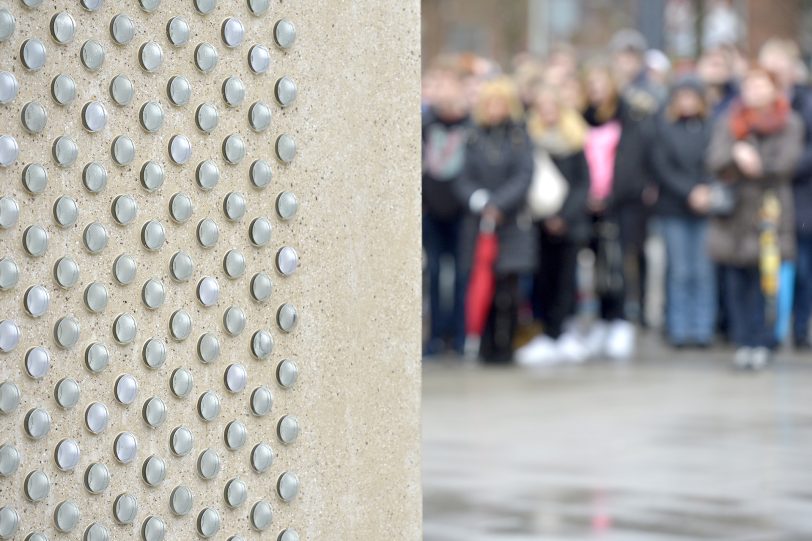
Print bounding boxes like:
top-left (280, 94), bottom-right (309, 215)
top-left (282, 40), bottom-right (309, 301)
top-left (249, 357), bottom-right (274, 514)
top-left (422, 30), bottom-right (812, 370)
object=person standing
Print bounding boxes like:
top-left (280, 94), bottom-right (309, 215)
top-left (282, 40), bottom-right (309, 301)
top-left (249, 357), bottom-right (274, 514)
top-left (422, 57), bottom-right (470, 356)
top-left (455, 77), bottom-right (535, 364)
top-left (707, 67), bottom-right (803, 369)
top-left (759, 39), bottom-right (812, 349)
top-left (651, 76), bottom-right (716, 348)
top-left (515, 85), bottom-right (591, 365)
top-left (579, 62), bottom-right (651, 360)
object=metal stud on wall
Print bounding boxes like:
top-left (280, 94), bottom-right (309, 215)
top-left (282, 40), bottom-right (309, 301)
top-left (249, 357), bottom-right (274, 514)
top-left (0, 0), bottom-right (302, 538)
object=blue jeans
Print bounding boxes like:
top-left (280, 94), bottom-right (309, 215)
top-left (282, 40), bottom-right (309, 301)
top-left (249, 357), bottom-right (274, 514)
top-left (423, 214), bottom-right (466, 353)
top-left (723, 266), bottom-right (774, 348)
top-left (660, 217), bottom-right (716, 344)
top-left (793, 234), bottom-right (812, 342)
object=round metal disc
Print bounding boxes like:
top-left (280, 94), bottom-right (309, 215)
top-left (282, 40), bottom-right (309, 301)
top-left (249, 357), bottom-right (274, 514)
top-left (250, 330), bottom-right (273, 360)
top-left (274, 19), bottom-right (297, 49)
top-left (113, 254), bottom-right (137, 285)
top-left (222, 76), bottom-right (245, 107)
top-left (195, 43), bottom-right (218, 73)
top-left (278, 415), bottom-right (300, 444)
top-left (170, 486), bottom-right (193, 516)
top-left (223, 306), bottom-right (246, 336)
top-left (250, 272), bottom-right (272, 302)
top-left (84, 342), bottom-right (110, 373)
top-left (170, 368), bottom-right (193, 398)
top-left (197, 508), bottom-right (220, 538)
top-left (248, 101), bottom-right (272, 132)
top-left (84, 282), bottom-right (109, 313)
top-left (142, 338), bottom-right (167, 369)
top-left (141, 516), bottom-right (165, 541)
top-left (223, 250), bottom-right (245, 279)
top-left (54, 316), bottom-right (80, 349)
top-left (110, 74), bottom-right (134, 106)
top-left (139, 101), bottom-right (164, 133)
top-left (21, 101), bottom-right (48, 134)
top-left (248, 45), bottom-right (270, 74)
top-left (276, 246), bottom-right (299, 276)
top-left (24, 285), bottom-right (50, 318)
top-left (0, 71), bottom-right (17, 104)
top-left (196, 449), bottom-right (220, 480)
top-left (169, 192), bottom-right (193, 223)
top-left (113, 494), bottom-right (138, 525)
top-left (276, 134), bottom-right (297, 163)
top-left (0, 321), bottom-right (20, 352)
top-left (0, 444), bottom-right (20, 477)
top-left (197, 391), bottom-right (220, 422)
top-left (0, 258), bottom-right (18, 290)
top-left (142, 397), bottom-right (167, 428)
top-left (249, 217), bottom-right (271, 247)
top-left (250, 386), bottom-right (272, 417)
top-left (25, 470), bottom-right (51, 501)
top-left (194, 0), bottom-right (217, 15)
top-left (167, 76), bottom-right (191, 106)
top-left (54, 378), bottom-right (80, 409)
top-left (139, 41), bottom-right (163, 72)
top-left (224, 363), bottom-right (247, 393)
top-left (21, 38), bottom-right (46, 71)
top-left (277, 471), bottom-right (300, 502)
top-left (247, 0), bottom-right (269, 15)
top-left (114, 374), bottom-right (138, 405)
top-left (54, 438), bottom-right (80, 470)
top-left (279, 529), bottom-right (300, 541)
top-left (277, 303), bottom-right (298, 333)
top-left (0, 381), bottom-right (19, 413)
top-left (50, 12), bottom-right (75, 44)
top-left (80, 40), bottom-right (105, 71)
top-left (142, 278), bottom-right (165, 310)
top-left (116, 434), bottom-right (138, 465)
top-left (196, 159), bottom-right (220, 190)
top-left (139, 0), bottom-right (161, 12)
top-left (54, 256), bottom-right (80, 288)
top-left (197, 276), bottom-right (220, 307)
top-left (221, 18), bottom-right (244, 48)
top-left (142, 220), bottom-right (166, 251)
top-left (54, 501), bottom-right (80, 533)
top-left (112, 313), bottom-right (137, 345)
top-left (275, 76), bottom-right (298, 107)
top-left (166, 17), bottom-right (190, 47)
top-left (277, 359), bottom-right (298, 388)
top-left (53, 196), bottom-right (79, 228)
top-left (0, 9), bottom-right (14, 43)
top-left (170, 310), bottom-right (192, 341)
top-left (222, 133), bottom-right (245, 164)
top-left (223, 192), bottom-right (246, 221)
top-left (141, 161), bottom-right (164, 191)
top-left (224, 421), bottom-right (247, 450)
top-left (142, 455), bottom-right (166, 487)
top-left (169, 135), bottom-right (192, 165)
top-left (169, 252), bottom-right (194, 282)
top-left (224, 478), bottom-right (247, 508)
top-left (82, 101), bottom-right (107, 132)
top-left (250, 159), bottom-right (272, 189)
top-left (85, 401), bottom-right (109, 434)
top-left (0, 135), bottom-right (18, 167)
top-left (84, 463), bottom-right (110, 494)
top-left (83, 162), bottom-right (108, 192)
top-left (111, 135), bottom-right (135, 166)
top-left (197, 218), bottom-right (219, 248)
top-left (197, 333), bottom-right (220, 364)
top-left (23, 225), bottom-right (49, 257)
top-left (84, 522), bottom-right (110, 541)
top-left (24, 408), bottom-right (51, 439)
top-left (51, 74), bottom-right (76, 106)
top-left (110, 14), bottom-right (135, 45)
top-left (196, 103), bottom-right (219, 133)
top-left (250, 443), bottom-right (273, 473)
top-left (249, 500), bottom-right (273, 531)
top-left (170, 426), bottom-right (194, 457)
top-left (22, 163), bottom-right (48, 194)
top-left (276, 192), bottom-right (298, 220)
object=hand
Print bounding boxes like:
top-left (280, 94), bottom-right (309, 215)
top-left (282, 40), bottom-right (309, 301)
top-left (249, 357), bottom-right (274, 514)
top-left (688, 184), bottom-right (711, 214)
top-left (545, 217), bottom-right (567, 236)
top-left (732, 141), bottom-right (763, 178)
top-left (481, 205), bottom-right (503, 226)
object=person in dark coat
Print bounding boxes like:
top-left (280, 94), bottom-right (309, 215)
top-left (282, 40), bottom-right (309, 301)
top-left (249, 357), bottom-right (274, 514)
top-left (421, 57), bottom-right (470, 356)
top-left (760, 39), bottom-right (812, 349)
top-left (651, 76), bottom-right (716, 347)
top-left (454, 77), bottom-right (535, 363)
top-left (707, 66), bottom-right (803, 369)
top-left (579, 62), bottom-right (653, 360)
top-left (515, 84), bottom-right (591, 365)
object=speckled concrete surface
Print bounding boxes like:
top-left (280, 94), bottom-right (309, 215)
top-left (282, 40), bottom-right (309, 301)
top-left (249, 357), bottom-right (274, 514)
top-left (0, 0), bottom-right (421, 539)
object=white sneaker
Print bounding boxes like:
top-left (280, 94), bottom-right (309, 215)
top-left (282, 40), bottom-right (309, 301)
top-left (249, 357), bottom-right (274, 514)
top-left (733, 347), bottom-right (752, 369)
top-left (557, 331), bottom-right (589, 363)
top-left (583, 321), bottom-right (609, 359)
top-left (515, 334), bottom-right (559, 366)
top-left (605, 319), bottom-right (636, 361)
top-left (750, 347), bottom-right (770, 371)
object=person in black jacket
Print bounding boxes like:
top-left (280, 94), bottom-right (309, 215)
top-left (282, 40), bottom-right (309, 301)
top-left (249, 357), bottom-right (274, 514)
top-left (651, 76), bottom-right (716, 347)
top-left (579, 62), bottom-right (654, 360)
top-left (515, 84), bottom-right (591, 365)
top-left (760, 39), bottom-right (812, 349)
top-left (454, 77), bottom-right (535, 363)
top-left (422, 57), bottom-right (470, 356)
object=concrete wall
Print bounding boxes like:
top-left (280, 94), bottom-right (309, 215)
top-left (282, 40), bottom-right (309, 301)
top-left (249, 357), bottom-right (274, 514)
top-left (0, 0), bottom-right (421, 539)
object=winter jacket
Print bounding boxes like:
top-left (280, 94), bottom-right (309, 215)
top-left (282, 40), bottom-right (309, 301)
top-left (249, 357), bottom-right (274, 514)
top-left (790, 85), bottom-right (812, 233)
top-left (651, 113), bottom-right (712, 218)
top-left (421, 108), bottom-right (469, 221)
top-left (706, 111), bottom-right (803, 266)
top-left (548, 151), bottom-right (591, 243)
top-left (455, 121), bottom-right (536, 274)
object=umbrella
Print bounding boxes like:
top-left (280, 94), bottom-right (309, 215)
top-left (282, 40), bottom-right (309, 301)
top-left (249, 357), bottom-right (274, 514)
top-left (464, 218), bottom-right (498, 357)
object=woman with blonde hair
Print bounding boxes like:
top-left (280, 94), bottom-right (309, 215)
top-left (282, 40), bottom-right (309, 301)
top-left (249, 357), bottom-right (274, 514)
top-left (454, 77), bottom-right (535, 363)
top-left (516, 84), bottom-right (591, 365)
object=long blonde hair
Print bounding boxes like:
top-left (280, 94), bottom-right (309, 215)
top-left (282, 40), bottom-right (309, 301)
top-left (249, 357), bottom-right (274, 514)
top-left (527, 85), bottom-right (588, 153)
top-left (472, 77), bottom-right (524, 126)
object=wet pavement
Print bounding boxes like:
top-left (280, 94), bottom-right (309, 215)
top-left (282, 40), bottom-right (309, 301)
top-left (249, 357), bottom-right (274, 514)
top-left (422, 333), bottom-right (812, 540)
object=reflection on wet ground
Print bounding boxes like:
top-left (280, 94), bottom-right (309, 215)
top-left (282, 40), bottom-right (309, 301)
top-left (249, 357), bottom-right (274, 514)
top-left (422, 334), bottom-right (812, 540)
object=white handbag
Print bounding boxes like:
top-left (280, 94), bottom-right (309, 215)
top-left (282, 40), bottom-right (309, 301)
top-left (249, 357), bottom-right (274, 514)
top-left (528, 150), bottom-right (568, 219)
